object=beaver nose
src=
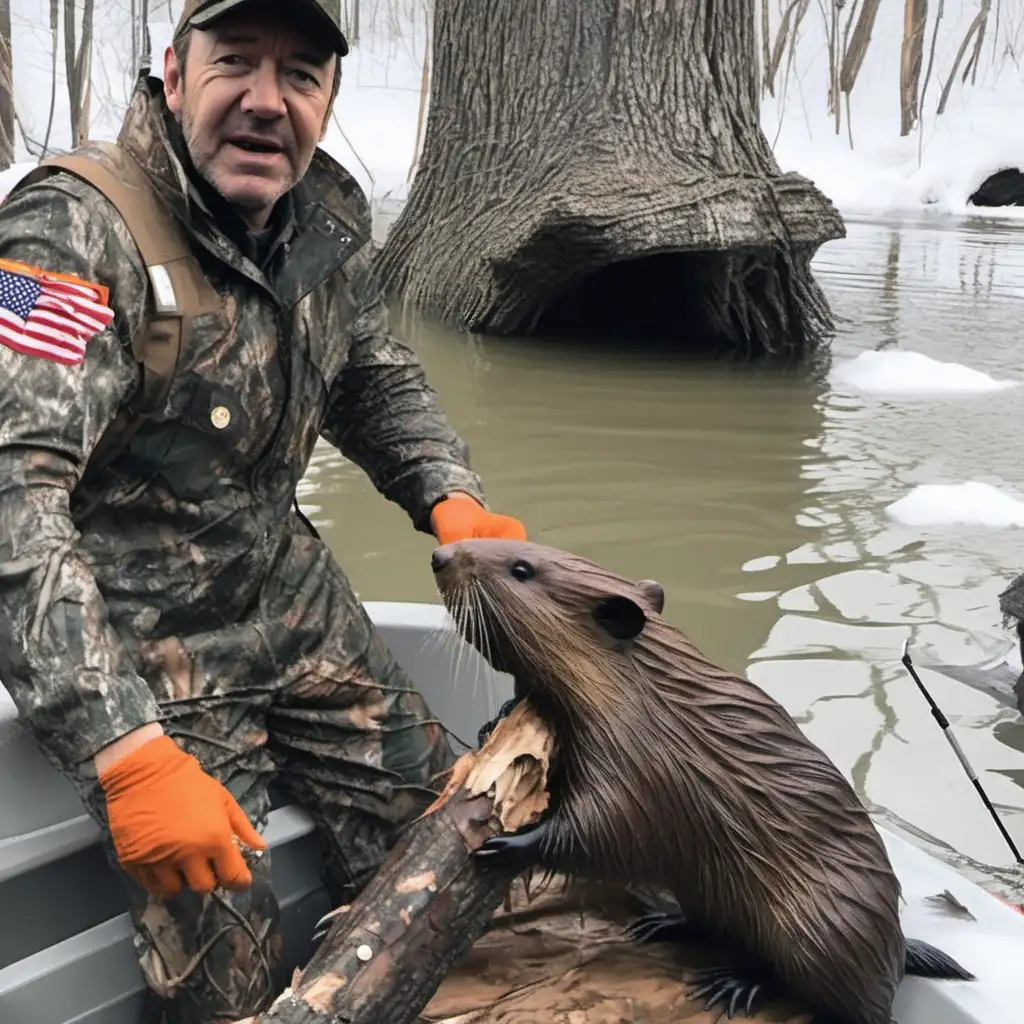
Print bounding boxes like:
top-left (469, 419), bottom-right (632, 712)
top-left (431, 548), bottom-right (453, 573)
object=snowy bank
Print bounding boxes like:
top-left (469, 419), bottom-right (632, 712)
top-left (4, 1), bottom-right (1024, 226)
top-left (763, 1), bottom-right (1024, 219)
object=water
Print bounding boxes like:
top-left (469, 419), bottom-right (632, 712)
top-left (301, 211), bottom-right (1024, 900)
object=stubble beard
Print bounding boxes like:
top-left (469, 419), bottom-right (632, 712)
top-left (178, 105), bottom-right (293, 215)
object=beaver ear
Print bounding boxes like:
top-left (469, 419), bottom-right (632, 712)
top-left (636, 580), bottom-right (664, 614)
top-left (593, 595), bottom-right (647, 640)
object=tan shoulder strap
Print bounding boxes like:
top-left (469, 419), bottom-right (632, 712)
top-left (19, 142), bottom-right (220, 476)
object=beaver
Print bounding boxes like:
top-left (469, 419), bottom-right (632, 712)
top-left (429, 538), bottom-right (974, 1024)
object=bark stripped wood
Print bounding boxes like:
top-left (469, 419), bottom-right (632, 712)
top-left (375, 0), bottom-right (845, 361)
top-left (234, 702), bottom-right (555, 1024)
top-left (764, 0), bottom-right (811, 98)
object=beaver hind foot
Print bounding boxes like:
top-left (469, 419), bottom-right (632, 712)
top-left (631, 913), bottom-right (974, 1021)
top-left (687, 962), bottom-right (782, 1020)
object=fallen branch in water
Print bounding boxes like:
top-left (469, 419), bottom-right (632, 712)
top-left (234, 701), bottom-right (554, 1024)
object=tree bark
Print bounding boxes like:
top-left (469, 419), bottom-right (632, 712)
top-left (0, 0), bottom-right (13, 170)
top-left (236, 702), bottom-right (555, 1024)
top-left (375, 0), bottom-right (846, 360)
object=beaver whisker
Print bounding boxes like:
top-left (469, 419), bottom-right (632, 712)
top-left (468, 580), bottom-right (492, 668)
top-left (453, 583), bottom-right (481, 694)
top-left (423, 602), bottom-right (464, 671)
top-left (465, 580), bottom-right (499, 711)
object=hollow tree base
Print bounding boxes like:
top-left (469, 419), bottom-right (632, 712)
top-left (375, 0), bottom-right (846, 360)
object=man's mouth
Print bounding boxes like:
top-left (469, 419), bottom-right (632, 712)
top-left (228, 137), bottom-right (284, 155)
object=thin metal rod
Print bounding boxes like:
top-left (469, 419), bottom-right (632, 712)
top-left (900, 638), bottom-right (1024, 865)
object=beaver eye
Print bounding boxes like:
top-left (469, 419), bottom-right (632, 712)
top-left (510, 560), bottom-right (535, 581)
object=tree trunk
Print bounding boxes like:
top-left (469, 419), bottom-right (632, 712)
top-left (375, 0), bottom-right (846, 360)
top-left (62, 0), bottom-right (94, 147)
top-left (236, 702), bottom-right (555, 1024)
top-left (0, 0), bottom-right (13, 170)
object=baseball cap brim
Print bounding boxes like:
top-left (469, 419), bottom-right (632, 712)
top-left (184, 0), bottom-right (350, 57)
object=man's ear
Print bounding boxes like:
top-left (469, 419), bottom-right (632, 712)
top-left (593, 595), bottom-right (646, 641)
top-left (164, 45), bottom-right (184, 115)
top-left (636, 580), bottom-right (664, 615)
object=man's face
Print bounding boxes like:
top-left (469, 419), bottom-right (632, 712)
top-left (163, 8), bottom-right (337, 229)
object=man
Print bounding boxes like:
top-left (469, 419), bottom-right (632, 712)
top-left (0, 1), bottom-right (525, 1021)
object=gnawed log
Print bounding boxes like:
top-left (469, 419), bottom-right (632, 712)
top-left (375, 0), bottom-right (846, 360)
top-left (235, 702), bottom-right (554, 1024)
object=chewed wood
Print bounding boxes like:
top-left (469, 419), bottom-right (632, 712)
top-left (423, 701), bottom-right (554, 833)
top-left (240, 701), bottom-right (556, 1024)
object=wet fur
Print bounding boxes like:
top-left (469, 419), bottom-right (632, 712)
top-left (432, 538), bottom-right (973, 1024)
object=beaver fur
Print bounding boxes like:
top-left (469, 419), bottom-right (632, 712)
top-left (430, 538), bottom-right (974, 1024)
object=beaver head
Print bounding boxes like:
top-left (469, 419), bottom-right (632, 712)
top-left (431, 538), bottom-right (664, 721)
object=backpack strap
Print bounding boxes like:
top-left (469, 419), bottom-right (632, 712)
top-left (18, 142), bottom-right (220, 477)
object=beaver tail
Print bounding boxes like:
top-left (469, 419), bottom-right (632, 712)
top-left (904, 938), bottom-right (975, 981)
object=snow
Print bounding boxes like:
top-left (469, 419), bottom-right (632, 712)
top-left (885, 482), bottom-right (1024, 529)
top-left (4, 0), bottom-right (1024, 225)
top-left (829, 351), bottom-right (1021, 397)
top-left (763, 1), bottom-right (1024, 219)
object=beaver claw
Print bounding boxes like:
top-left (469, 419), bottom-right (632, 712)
top-left (687, 964), bottom-right (776, 1020)
top-left (311, 905), bottom-right (345, 946)
top-left (476, 696), bottom-right (521, 747)
top-left (475, 817), bottom-right (550, 868)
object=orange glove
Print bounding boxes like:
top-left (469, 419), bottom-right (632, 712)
top-left (430, 492), bottom-right (527, 545)
top-left (98, 735), bottom-right (267, 898)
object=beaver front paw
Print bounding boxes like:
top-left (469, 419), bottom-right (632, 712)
top-left (476, 696), bottom-right (521, 747)
top-left (311, 905), bottom-right (344, 947)
top-left (687, 963), bottom-right (780, 1020)
top-left (474, 816), bottom-right (550, 869)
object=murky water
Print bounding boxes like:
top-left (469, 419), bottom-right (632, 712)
top-left (301, 211), bottom-right (1024, 899)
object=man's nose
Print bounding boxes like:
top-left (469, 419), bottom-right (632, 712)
top-left (242, 63), bottom-right (287, 119)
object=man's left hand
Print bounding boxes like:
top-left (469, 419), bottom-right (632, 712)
top-left (431, 492), bottom-right (527, 545)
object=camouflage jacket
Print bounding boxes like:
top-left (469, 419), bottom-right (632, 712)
top-left (0, 77), bottom-right (485, 775)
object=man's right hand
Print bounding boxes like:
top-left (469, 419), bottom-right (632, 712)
top-left (97, 732), bottom-right (267, 897)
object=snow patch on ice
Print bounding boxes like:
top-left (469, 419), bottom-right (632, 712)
top-left (885, 483), bottom-right (1024, 528)
top-left (830, 351), bottom-right (1020, 396)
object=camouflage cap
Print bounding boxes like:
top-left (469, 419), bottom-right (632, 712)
top-left (174, 0), bottom-right (349, 57)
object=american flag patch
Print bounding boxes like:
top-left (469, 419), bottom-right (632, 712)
top-left (0, 257), bottom-right (115, 367)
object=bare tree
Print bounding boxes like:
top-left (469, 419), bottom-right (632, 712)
top-left (899, 0), bottom-right (928, 135)
top-left (42, 0), bottom-right (59, 157)
top-left (0, 0), bottom-right (13, 170)
top-left (375, 0), bottom-right (845, 360)
top-left (63, 0), bottom-right (96, 147)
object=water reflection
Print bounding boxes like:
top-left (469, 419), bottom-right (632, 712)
top-left (302, 210), bottom-right (1024, 893)
top-left (750, 213), bottom-right (1024, 880)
